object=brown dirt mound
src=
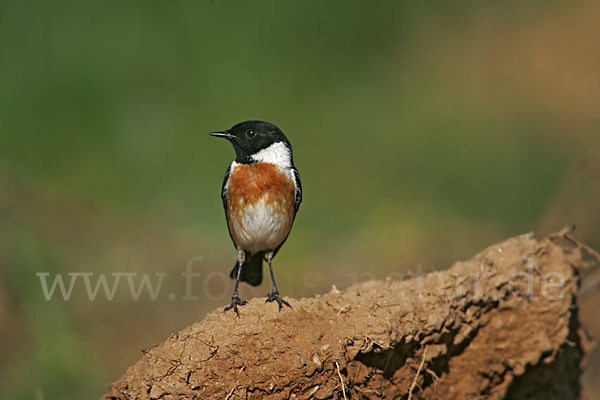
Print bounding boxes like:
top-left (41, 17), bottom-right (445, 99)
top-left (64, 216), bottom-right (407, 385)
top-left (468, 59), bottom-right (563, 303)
top-left (101, 231), bottom-right (595, 400)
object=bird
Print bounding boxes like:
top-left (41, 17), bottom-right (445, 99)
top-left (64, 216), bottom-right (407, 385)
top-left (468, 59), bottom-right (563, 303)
top-left (210, 120), bottom-right (302, 314)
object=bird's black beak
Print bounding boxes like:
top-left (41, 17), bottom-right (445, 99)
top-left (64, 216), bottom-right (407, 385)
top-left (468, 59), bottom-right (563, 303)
top-left (210, 131), bottom-right (235, 140)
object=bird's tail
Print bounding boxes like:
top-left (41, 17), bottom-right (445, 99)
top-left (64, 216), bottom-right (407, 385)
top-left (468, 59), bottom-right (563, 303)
top-left (229, 251), bottom-right (264, 286)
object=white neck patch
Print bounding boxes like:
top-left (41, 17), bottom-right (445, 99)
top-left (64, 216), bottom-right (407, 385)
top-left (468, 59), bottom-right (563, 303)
top-left (251, 142), bottom-right (292, 168)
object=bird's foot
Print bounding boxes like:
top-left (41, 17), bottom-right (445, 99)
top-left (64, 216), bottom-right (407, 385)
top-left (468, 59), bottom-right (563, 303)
top-left (266, 290), bottom-right (291, 311)
top-left (224, 295), bottom-right (247, 315)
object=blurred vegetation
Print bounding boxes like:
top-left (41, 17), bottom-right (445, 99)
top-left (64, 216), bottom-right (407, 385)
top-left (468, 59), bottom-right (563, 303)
top-left (1, 0), bottom-right (599, 398)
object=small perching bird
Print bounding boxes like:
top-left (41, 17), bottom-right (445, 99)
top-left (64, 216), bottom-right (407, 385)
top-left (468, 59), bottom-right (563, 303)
top-left (211, 120), bottom-right (302, 314)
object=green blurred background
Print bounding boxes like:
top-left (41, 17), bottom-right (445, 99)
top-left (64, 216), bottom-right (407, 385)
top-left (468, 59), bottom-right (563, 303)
top-left (1, 0), bottom-right (599, 398)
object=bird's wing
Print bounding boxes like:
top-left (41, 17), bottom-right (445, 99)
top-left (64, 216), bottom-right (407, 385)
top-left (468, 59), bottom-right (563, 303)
top-left (291, 166), bottom-right (302, 215)
top-left (220, 164), bottom-right (236, 246)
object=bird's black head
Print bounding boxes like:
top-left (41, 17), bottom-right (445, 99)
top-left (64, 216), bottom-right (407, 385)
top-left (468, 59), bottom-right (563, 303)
top-left (210, 120), bottom-right (292, 165)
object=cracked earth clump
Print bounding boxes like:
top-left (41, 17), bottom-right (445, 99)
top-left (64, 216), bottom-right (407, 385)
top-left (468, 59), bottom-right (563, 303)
top-left (102, 232), bottom-right (594, 400)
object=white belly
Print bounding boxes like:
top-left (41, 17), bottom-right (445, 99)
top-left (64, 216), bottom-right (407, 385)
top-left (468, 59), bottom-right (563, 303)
top-left (230, 194), bottom-right (291, 254)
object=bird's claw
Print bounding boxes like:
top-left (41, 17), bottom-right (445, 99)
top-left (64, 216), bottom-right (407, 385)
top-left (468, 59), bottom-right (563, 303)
top-left (224, 295), bottom-right (247, 315)
top-left (266, 290), bottom-right (291, 311)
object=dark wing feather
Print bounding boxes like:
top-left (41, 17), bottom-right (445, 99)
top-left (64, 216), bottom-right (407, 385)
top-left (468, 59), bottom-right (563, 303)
top-left (220, 165), bottom-right (235, 246)
top-left (291, 166), bottom-right (302, 215)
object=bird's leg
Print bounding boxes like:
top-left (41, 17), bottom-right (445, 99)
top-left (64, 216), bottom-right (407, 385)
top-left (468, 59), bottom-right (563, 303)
top-left (225, 248), bottom-right (247, 315)
top-left (265, 251), bottom-right (291, 311)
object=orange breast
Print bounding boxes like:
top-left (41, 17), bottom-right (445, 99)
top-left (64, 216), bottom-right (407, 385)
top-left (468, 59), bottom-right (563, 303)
top-left (226, 163), bottom-right (296, 251)
top-left (227, 163), bottom-right (295, 212)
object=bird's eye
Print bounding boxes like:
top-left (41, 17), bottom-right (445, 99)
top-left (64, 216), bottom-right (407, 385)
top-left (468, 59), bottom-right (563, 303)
top-left (246, 129), bottom-right (256, 138)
